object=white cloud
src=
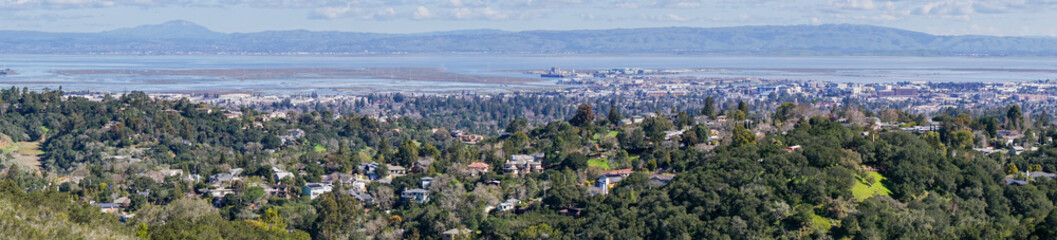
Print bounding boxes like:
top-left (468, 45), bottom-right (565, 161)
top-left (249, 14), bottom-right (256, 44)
top-left (451, 7), bottom-right (510, 20)
top-left (829, 0), bottom-right (875, 10)
top-left (413, 5), bottom-right (433, 19)
top-left (310, 5), bottom-right (399, 20)
top-left (641, 13), bottom-right (695, 21)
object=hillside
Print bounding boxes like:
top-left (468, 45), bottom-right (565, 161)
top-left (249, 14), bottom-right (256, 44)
top-left (2, 21), bottom-right (1057, 55)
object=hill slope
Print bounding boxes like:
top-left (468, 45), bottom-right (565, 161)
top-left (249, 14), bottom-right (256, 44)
top-left (1, 21), bottom-right (1056, 55)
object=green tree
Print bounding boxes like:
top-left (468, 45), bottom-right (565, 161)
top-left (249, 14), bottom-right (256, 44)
top-left (775, 102), bottom-right (796, 123)
top-left (262, 207), bottom-right (287, 232)
top-left (1008, 105), bottom-right (1024, 130)
top-left (1007, 163), bottom-right (1020, 175)
top-left (607, 106), bottom-right (622, 126)
top-left (949, 129), bottom-right (975, 150)
top-left (921, 131), bottom-right (947, 153)
top-left (737, 100), bottom-right (750, 113)
top-left (732, 125), bottom-right (755, 147)
top-left (569, 104), bottom-right (595, 128)
top-left (137, 223), bottom-right (150, 239)
top-left (643, 116), bottom-right (673, 144)
top-left (702, 96), bottom-right (716, 118)
top-left (396, 140), bottom-right (419, 167)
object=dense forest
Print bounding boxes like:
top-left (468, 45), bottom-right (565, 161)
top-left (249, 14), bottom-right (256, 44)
top-left (2, 88), bottom-right (1057, 239)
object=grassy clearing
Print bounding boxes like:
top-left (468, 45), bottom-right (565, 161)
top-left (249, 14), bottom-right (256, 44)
top-left (810, 214), bottom-right (834, 233)
top-left (588, 158), bottom-right (610, 170)
top-left (313, 145), bottom-right (327, 153)
top-left (592, 130), bottom-right (620, 141)
top-left (851, 171), bottom-right (891, 202)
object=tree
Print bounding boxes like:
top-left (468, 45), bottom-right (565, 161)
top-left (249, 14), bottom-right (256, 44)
top-left (506, 118), bottom-right (528, 133)
top-left (921, 131), bottom-right (947, 153)
top-left (563, 152), bottom-right (588, 170)
top-left (607, 106), bottom-right (622, 126)
top-left (737, 100), bottom-right (750, 113)
top-left (137, 223), bottom-right (150, 239)
top-left (949, 129), bottom-right (975, 150)
top-left (569, 104), bottom-right (595, 128)
top-left (262, 207), bottom-right (288, 232)
top-left (1008, 105), bottom-right (1024, 130)
top-left (674, 111), bottom-right (693, 129)
top-left (1007, 163), bottom-right (1020, 175)
top-left (643, 116), bottom-right (673, 144)
top-left (775, 102), bottom-right (796, 123)
top-left (702, 96), bottom-right (716, 118)
top-left (314, 191), bottom-right (364, 239)
top-left (396, 140), bottom-right (419, 167)
top-left (732, 125), bottom-right (755, 147)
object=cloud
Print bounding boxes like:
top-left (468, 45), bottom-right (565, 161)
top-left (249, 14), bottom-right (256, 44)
top-left (653, 0), bottom-right (701, 8)
top-left (641, 13), bottom-right (695, 21)
top-left (451, 7), bottom-right (510, 20)
top-left (829, 0), bottom-right (876, 10)
top-left (413, 5), bottom-right (433, 19)
top-left (310, 5), bottom-right (399, 20)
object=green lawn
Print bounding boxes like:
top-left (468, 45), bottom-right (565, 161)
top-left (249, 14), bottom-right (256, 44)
top-left (313, 145), bottom-right (327, 153)
top-left (851, 171), bottom-right (892, 202)
top-left (588, 158), bottom-right (610, 170)
top-left (592, 130), bottom-right (620, 141)
top-left (810, 214), bottom-right (834, 233)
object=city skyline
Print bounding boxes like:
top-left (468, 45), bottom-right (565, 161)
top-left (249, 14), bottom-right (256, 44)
top-left (2, 0), bottom-right (1057, 36)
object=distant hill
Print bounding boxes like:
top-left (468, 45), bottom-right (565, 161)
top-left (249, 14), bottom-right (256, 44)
top-left (2, 20), bottom-right (1057, 55)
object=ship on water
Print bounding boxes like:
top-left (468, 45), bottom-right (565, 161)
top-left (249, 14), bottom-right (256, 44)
top-left (0, 68), bottom-right (14, 75)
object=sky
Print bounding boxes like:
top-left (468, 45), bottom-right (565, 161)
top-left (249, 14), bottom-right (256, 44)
top-left (1, 0), bottom-right (1056, 36)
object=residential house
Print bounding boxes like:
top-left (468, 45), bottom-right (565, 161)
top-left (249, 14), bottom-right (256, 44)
top-left (505, 153), bottom-right (545, 175)
top-left (597, 168), bottom-right (633, 195)
top-left (388, 165), bottom-right (407, 176)
top-left (649, 174), bottom-right (675, 187)
top-left (497, 199), bottom-right (521, 212)
top-left (441, 228), bottom-right (473, 240)
top-left (421, 177), bottom-right (434, 189)
top-left (263, 184), bottom-right (289, 198)
top-left (348, 188), bottom-right (374, 205)
top-left (1027, 171), bottom-right (1057, 179)
top-left (209, 173), bottom-right (238, 186)
top-left (91, 203), bottom-right (122, 214)
top-left (302, 183), bottom-right (333, 200)
top-left (1004, 178), bottom-right (1030, 186)
top-left (468, 162), bottom-right (490, 174)
top-left (273, 167), bottom-right (294, 182)
top-left (358, 162), bottom-right (382, 180)
top-left (322, 173), bottom-right (357, 186)
top-left (401, 188), bottom-right (430, 203)
top-left (209, 188), bottom-right (235, 198)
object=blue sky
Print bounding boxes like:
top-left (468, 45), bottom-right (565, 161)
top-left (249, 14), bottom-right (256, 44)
top-left (1, 0), bottom-right (1056, 36)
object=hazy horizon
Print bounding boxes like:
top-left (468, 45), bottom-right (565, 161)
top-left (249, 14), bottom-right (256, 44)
top-left (2, 0), bottom-right (1057, 37)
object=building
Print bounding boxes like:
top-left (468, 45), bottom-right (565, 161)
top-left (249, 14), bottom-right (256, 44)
top-left (497, 199), bottom-right (521, 212)
top-left (649, 174), bottom-right (675, 187)
top-left (468, 162), bottom-right (490, 174)
top-left (302, 183), bottom-right (333, 200)
top-left (596, 168), bottom-right (633, 195)
top-left (441, 228), bottom-right (473, 240)
top-left (401, 188), bottom-right (430, 203)
top-left (388, 165), bottom-right (407, 176)
top-left (505, 153), bottom-right (545, 175)
top-left (91, 203), bottom-right (122, 214)
top-left (421, 177), bottom-right (434, 189)
top-left (273, 167), bottom-right (294, 182)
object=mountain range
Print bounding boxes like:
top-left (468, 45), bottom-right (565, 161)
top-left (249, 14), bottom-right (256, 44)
top-left (2, 20), bottom-right (1057, 56)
